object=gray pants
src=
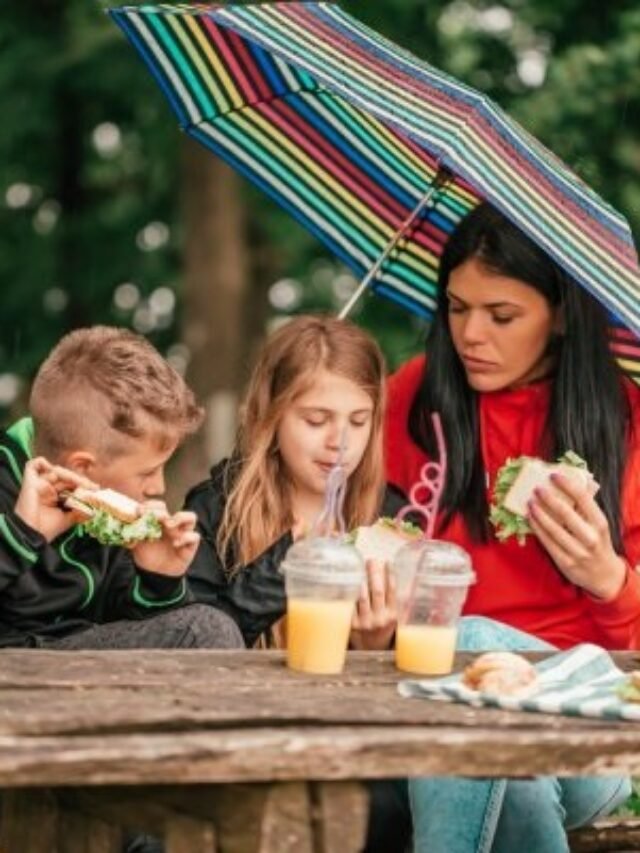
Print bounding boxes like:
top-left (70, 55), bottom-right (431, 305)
top-left (45, 603), bottom-right (244, 650)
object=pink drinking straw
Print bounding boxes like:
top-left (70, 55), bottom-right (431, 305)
top-left (395, 412), bottom-right (447, 539)
top-left (393, 412), bottom-right (448, 625)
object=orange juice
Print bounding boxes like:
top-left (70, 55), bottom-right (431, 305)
top-left (286, 598), bottom-right (354, 674)
top-left (395, 624), bottom-right (458, 675)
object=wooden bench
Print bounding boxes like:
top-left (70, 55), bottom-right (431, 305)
top-left (569, 817), bottom-right (640, 851)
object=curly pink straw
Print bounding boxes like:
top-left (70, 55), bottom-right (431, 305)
top-left (395, 412), bottom-right (447, 539)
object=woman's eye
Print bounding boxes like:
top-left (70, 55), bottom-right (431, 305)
top-left (305, 418), bottom-right (326, 427)
top-left (448, 304), bottom-right (465, 314)
top-left (493, 315), bottom-right (515, 325)
top-left (350, 418), bottom-right (370, 428)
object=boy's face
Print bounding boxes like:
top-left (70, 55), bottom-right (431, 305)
top-left (65, 434), bottom-right (179, 503)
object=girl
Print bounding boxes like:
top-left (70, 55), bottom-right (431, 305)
top-left (185, 314), bottom-right (400, 652)
top-left (185, 315), bottom-right (410, 852)
top-left (386, 202), bottom-right (638, 851)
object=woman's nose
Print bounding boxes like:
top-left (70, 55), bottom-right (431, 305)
top-left (461, 311), bottom-right (487, 345)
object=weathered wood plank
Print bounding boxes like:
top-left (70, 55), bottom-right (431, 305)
top-left (568, 818), bottom-right (640, 851)
top-left (0, 682), bottom-right (623, 738)
top-left (165, 815), bottom-right (216, 853)
top-left (59, 783), bottom-right (313, 852)
top-left (56, 809), bottom-right (121, 853)
top-left (0, 649), bottom-right (633, 739)
top-left (0, 650), bottom-right (636, 690)
top-left (257, 783), bottom-right (314, 853)
top-left (309, 781), bottom-right (368, 853)
top-left (1, 725), bottom-right (640, 786)
top-left (1, 789), bottom-right (58, 853)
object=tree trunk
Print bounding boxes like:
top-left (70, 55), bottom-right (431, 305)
top-left (170, 138), bottom-right (250, 505)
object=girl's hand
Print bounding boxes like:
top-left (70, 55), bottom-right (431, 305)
top-left (350, 559), bottom-right (398, 651)
top-left (527, 473), bottom-right (626, 600)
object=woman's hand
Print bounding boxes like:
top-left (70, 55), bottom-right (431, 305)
top-left (350, 559), bottom-right (398, 650)
top-left (527, 472), bottom-right (626, 600)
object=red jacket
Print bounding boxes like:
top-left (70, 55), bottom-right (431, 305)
top-left (385, 355), bottom-right (640, 649)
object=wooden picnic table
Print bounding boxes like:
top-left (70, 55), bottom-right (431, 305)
top-left (1, 648), bottom-right (640, 852)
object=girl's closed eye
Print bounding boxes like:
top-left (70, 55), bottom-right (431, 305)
top-left (492, 314), bottom-right (516, 325)
top-left (304, 415), bottom-right (327, 427)
top-left (351, 414), bottom-right (371, 428)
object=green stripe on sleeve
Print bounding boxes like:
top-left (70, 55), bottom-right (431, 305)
top-left (133, 575), bottom-right (186, 608)
top-left (0, 515), bottom-right (37, 564)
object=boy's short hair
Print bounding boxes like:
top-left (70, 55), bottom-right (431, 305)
top-left (30, 326), bottom-right (204, 461)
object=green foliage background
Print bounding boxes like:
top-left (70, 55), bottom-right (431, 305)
top-left (0, 0), bottom-right (638, 387)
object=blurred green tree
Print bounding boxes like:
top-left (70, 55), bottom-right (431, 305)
top-left (0, 0), bottom-right (638, 494)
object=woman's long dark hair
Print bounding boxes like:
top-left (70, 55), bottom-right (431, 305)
top-left (409, 203), bottom-right (629, 549)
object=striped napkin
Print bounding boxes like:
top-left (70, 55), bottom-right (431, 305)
top-left (398, 643), bottom-right (640, 721)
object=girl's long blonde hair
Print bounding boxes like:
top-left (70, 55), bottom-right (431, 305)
top-left (218, 315), bottom-right (386, 569)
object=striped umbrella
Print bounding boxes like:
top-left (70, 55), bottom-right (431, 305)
top-left (110, 2), bottom-right (640, 381)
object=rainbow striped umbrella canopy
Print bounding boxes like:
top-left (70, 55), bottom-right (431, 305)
top-left (110, 2), bottom-right (640, 380)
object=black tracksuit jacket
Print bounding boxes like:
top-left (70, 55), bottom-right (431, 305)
top-left (0, 418), bottom-right (188, 647)
top-left (185, 459), bottom-right (406, 647)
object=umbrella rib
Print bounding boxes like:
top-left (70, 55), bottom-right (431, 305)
top-left (338, 166), bottom-right (452, 319)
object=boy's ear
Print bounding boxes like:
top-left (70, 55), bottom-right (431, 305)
top-left (61, 451), bottom-right (98, 478)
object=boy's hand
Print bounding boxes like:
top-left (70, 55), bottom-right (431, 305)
top-left (132, 504), bottom-right (200, 577)
top-left (14, 457), bottom-right (98, 542)
top-left (350, 559), bottom-right (398, 651)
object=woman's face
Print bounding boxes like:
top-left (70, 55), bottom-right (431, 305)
top-left (446, 256), bottom-right (560, 392)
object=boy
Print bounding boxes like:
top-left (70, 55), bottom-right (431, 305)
top-left (0, 325), bottom-right (242, 649)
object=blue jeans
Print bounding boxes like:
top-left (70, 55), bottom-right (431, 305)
top-left (409, 616), bottom-right (631, 853)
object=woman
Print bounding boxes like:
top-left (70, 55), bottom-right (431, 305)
top-left (385, 202), bottom-right (639, 851)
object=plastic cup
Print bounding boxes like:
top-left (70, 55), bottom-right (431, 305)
top-left (391, 540), bottom-right (475, 675)
top-left (280, 536), bottom-right (364, 674)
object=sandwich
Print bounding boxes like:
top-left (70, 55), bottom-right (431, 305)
top-left (351, 517), bottom-right (423, 563)
top-left (64, 487), bottom-right (163, 547)
top-left (489, 451), bottom-right (596, 545)
top-left (462, 651), bottom-right (539, 696)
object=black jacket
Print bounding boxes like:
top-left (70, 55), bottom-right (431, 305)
top-left (0, 419), bottom-right (188, 647)
top-left (185, 459), bottom-right (407, 647)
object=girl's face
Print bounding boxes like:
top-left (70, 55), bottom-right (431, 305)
top-left (447, 256), bottom-right (560, 393)
top-left (276, 369), bottom-right (374, 502)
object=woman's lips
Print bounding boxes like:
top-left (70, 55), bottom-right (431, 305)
top-left (462, 356), bottom-right (496, 373)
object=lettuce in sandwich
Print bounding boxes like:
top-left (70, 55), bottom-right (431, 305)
top-left (65, 487), bottom-right (162, 547)
top-left (489, 451), bottom-right (594, 545)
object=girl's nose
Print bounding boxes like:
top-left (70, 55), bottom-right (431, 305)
top-left (327, 422), bottom-right (348, 453)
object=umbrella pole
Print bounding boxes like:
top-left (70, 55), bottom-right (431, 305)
top-left (338, 167), bottom-right (451, 320)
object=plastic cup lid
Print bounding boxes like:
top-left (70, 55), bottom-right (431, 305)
top-left (414, 540), bottom-right (476, 587)
top-left (280, 535), bottom-right (365, 586)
